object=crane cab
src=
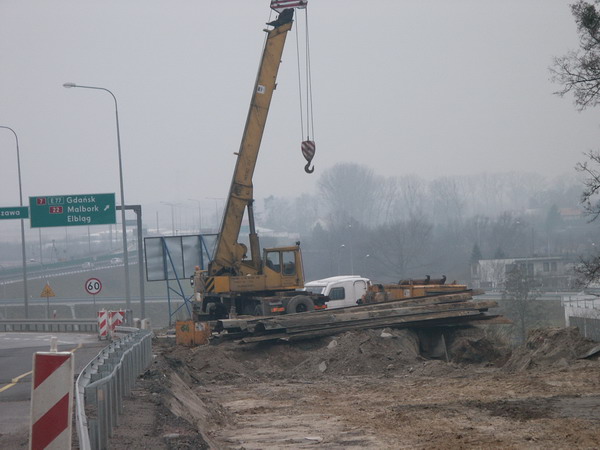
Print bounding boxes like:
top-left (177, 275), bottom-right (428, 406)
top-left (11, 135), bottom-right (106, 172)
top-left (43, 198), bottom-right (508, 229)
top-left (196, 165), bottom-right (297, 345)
top-left (262, 245), bottom-right (304, 290)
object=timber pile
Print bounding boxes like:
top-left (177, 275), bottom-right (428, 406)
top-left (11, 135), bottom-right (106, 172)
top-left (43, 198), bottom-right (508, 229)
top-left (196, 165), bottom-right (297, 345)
top-left (213, 291), bottom-right (507, 343)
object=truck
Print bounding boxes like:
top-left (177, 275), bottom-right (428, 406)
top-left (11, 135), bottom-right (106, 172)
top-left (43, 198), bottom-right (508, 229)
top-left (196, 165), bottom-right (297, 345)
top-left (304, 275), bottom-right (469, 310)
top-left (192, 3), bottom-right (325, 320)
top-left (304, 276), bottom-right (372, 309)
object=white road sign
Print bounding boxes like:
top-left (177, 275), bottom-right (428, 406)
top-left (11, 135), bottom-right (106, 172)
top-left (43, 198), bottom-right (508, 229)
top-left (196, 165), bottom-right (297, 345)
top-left (85, 278), bottom-right (102, 295)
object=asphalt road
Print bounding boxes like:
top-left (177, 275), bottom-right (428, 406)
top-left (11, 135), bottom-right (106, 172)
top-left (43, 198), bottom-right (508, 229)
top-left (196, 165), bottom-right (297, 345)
top-left (0, 260), bottom-right (134, 286)
top-left (0, 332), bottom-right (105, 444)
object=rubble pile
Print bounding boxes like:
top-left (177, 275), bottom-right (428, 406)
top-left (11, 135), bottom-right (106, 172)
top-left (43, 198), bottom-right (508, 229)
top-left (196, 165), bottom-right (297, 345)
top-left (503, 326), bottom-right (600, 372)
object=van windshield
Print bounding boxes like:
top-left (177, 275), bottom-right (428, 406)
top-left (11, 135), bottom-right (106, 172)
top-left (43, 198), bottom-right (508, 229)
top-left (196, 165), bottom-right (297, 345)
top-left (304, 285), bottom-right (325, 295)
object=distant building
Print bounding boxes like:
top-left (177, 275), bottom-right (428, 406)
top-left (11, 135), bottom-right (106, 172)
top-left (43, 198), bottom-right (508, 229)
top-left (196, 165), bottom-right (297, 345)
top-left (559, 207), bottom-right (584, 222)
top-left (471, 256), bottom-right (576, 290)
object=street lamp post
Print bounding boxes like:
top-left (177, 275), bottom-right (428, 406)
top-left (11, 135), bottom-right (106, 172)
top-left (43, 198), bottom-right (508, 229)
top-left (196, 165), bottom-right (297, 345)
top-left (161, 202), bottom-right (179, 236)
top-left (0, 126), bottom-right (28, 318)
top-left (188, 199), bottom-right (203, 233)
top-left (206, 197), bottom-right (224, 232)
top-left (348, 224), bottom-right (354, 275)
top-left (63, 83), bottom-right (131, 310)
top-left (338, 244), bottom-right (346, 275)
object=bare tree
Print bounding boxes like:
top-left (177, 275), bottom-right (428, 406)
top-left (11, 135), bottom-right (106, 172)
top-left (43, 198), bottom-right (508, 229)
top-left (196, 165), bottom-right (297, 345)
top-left (576, 150), bottom-right (600, 220)
top-left (502, 265), bottom-right (542, 343)
top-left (574, 253), bottom-right (600, 283)
top-left (317, 163), bottom-right (384, 227)
top-left (429, 177), bottom-right (465, 226)
top-left (488, 213), bottom-right (530, 258)
top-left (262, 195), bottom-right (293, 230)
top-left (378, 177), bottom-right (400, 225)
top-left (369, 217), bottom-right (433, 279)
top-left (552, 2), bottom-right (600, 283)
top-left (396, 175), bottom-right (428, 221)
top-left (551, 1), bottom-right (600, 109)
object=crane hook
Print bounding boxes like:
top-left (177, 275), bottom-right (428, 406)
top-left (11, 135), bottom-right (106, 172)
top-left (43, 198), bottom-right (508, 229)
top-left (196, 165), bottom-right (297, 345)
top-left (301, 140), bottom-right (316, 175)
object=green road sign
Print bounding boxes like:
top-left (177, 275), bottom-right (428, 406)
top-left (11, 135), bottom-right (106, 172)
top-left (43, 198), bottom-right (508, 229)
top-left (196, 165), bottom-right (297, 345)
top-left (0, 206), bottom-right (29, 220)
top-left (29, 193), bottom-right (116, 228)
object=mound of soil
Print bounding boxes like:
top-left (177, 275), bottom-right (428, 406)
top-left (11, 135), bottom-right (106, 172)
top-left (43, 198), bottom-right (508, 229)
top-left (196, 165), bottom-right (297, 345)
top-left (292, 328), bottom-right (422, 377)
top-left (157, 325), bottom-right (508, 385)
top-left (503, 326), bottom-right (598, 372)
top-left (446, 326), bottom-right (507, 364)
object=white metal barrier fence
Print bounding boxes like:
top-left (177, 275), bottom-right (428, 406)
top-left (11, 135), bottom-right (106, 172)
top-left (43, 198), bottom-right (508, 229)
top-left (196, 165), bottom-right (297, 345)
top-left (75, 327), bottom-right (153, 450)
top-left (563, 294), bottom-right (600, 342)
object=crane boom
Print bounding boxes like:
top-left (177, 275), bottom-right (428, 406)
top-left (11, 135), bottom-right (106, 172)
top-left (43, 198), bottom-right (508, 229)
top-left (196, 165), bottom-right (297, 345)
top-left (193, 6), bottom-right (325, 320)
top-left (209, 12), bottom-right (294, 276)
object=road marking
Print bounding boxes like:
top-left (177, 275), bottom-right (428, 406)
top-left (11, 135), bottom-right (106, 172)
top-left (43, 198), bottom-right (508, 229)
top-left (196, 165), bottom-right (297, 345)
top-left (0, 370), bottom-right (32, 393)
top-left (70, 343), bottom-right (83, 353)
top-left (0, 342), bottom-right (83, 393)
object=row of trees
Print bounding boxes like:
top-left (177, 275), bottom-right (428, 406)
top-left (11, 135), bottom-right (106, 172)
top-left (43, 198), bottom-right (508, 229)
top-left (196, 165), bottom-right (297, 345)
top-left (263, 165), bottom-right (582, 232)
top-left (258, 1), bottom-right (600, 288)
top-left (552, 0), bottom-right (600, 284)
top-left (257, 164), bottom-right (597, 283)
top-left (493, 1), bottom-right (600, 344)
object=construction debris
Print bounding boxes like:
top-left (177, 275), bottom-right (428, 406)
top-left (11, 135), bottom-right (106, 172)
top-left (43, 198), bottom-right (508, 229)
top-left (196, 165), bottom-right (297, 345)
top-left (212, 290), bottom-right (507, 343)
top-left (105, 326), bottom-right (600, 449)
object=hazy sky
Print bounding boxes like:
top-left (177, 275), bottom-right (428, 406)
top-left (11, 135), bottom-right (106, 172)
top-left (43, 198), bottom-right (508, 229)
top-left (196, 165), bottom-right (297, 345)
top-left (1, 0), bottom-right (599, 224)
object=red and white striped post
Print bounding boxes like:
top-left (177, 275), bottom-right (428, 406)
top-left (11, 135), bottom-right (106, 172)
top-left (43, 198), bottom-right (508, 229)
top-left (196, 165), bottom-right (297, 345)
top-left (29, 346), bottom-right (74, 449)
top-left (108, 310), bottom-right (126, 333)
top-left (97, 309), bottom-right (108, 340)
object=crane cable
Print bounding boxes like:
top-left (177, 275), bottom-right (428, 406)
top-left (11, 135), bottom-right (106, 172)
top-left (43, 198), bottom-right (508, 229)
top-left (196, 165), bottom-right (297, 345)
top-left (295, 8), bottom-right (316, 174)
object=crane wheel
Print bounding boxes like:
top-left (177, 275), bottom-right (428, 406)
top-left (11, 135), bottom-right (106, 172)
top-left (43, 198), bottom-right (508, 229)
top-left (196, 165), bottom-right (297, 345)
top-left (286, 295), bottom-right (315, 314)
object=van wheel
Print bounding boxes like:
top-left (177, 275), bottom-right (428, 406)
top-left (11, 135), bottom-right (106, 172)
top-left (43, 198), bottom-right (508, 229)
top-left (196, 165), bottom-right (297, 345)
top-left (286, 295), bottom-right (314, 314)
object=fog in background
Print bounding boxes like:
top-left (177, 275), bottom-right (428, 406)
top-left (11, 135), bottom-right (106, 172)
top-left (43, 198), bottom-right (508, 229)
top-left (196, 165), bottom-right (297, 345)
top-left (1, 1), bottom-right (599, 281)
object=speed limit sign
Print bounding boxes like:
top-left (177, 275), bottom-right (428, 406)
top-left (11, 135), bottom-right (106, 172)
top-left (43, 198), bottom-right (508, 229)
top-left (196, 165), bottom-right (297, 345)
top-left (85, 278), bottom-right (102, 295)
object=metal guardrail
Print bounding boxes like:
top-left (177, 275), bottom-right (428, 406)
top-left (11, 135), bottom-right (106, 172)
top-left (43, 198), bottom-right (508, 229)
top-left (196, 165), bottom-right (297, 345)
top-left (563, 295), bottom-right (600, 342)
top-left (0, 319), bottom-right (97, 332)
top-left (75, 327), bottom-right (153, 450)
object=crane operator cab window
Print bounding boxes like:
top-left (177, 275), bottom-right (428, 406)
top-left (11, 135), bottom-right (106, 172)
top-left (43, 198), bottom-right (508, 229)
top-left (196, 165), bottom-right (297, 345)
top-left (282, 251), bottom-right (296, 276)
top-left (266, 251), bottom-right (281, 272)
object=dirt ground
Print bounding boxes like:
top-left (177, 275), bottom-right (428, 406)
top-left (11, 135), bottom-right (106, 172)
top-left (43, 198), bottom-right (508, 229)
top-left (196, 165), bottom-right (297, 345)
top-left (108, 326), bottom-right (600, 449)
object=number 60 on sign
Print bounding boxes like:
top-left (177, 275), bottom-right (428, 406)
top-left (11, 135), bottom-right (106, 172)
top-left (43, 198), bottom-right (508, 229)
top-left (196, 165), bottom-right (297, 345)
top-left (85, 278), bottom-right (102, 295)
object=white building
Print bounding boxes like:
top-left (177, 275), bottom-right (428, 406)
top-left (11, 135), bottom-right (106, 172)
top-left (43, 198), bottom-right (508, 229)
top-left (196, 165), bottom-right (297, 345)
top-left (471, 256), bottom-right (576, 290)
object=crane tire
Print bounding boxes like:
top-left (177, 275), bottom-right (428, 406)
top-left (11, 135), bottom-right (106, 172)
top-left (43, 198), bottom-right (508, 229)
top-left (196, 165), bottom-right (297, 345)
top-left (286, 295), bottom-right (315, 314)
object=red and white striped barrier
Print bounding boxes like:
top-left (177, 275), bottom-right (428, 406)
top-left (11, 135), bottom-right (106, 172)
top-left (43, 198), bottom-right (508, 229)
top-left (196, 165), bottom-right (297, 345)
top-left (29, 350), bottom-right (74, 450)
top-left (108, 310), bottom-right (126, 331)
top-left (97, 309), bottom-right (108, 340)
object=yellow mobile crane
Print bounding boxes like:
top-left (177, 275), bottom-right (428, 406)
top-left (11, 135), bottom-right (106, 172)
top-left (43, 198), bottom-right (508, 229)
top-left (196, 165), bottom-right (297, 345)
top-left (192, 3), bottom-right (323, 319)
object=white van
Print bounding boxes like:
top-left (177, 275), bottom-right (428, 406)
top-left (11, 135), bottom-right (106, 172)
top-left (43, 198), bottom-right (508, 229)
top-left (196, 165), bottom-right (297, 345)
top-left (304, 275), bottom-right (371, 310)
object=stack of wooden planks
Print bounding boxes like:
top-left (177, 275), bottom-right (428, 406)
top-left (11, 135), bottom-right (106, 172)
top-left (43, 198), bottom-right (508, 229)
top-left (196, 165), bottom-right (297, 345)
top-left (213, 290), bottom-right (507, 343)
